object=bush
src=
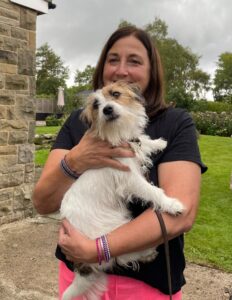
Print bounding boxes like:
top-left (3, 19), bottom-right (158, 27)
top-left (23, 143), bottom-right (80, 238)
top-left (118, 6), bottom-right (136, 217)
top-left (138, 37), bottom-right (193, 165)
top-left (167, 86), bottom-right (194, 111)
top-left (191, 111), bottom-right (232, 137)
top-left (45, 114), bottom-right (63, 126)
top-left (36, 94), bottom-right (54, 99)
top-left (191, 100), bottom-right (232, 113)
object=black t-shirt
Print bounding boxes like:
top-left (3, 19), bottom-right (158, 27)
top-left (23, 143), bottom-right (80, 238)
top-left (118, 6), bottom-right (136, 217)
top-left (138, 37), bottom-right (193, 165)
top-left (53, 106), bottom-right (207, 295)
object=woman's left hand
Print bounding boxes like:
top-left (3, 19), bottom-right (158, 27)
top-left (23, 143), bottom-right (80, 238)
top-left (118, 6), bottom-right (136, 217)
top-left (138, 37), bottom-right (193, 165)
top-left (58, 219), bottom-right (97, 263)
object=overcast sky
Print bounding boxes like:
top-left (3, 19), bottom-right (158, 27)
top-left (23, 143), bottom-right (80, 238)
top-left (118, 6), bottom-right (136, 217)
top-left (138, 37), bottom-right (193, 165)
top-left (37, 0), bottom-right (232, 86)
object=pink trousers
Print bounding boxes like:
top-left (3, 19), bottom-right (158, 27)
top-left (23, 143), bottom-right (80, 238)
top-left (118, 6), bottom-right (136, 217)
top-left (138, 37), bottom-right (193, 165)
top-left (59, 261), bottom-right (182, 300)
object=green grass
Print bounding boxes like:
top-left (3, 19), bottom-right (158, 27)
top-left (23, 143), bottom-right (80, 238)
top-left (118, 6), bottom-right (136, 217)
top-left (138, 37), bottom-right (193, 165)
top-left (35, 126), bottom-right (61, 135)
top-left (35, 148), bottom-right (50, 166)
top-left (185, 135), bottom-right (232, 272)
top-left (35, 126), bottom-right (60, 166)
top-left (34, 132), bottom-right (232, 272)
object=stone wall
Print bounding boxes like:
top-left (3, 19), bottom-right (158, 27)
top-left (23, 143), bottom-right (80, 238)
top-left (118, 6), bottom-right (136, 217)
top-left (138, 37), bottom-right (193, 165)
top-left (0, 0), bottom-right (37, 224)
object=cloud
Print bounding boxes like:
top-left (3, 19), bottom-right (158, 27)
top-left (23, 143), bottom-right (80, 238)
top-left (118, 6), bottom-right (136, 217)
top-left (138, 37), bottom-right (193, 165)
top-left (37, 0), bottom-right (232, 84)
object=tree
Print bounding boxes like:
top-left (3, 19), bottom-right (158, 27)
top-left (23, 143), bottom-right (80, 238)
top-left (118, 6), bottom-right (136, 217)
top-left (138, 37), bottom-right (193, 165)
top-left (63, 65), bottom-right (95, 114)
top-left (36, 43), bottom-right (69, 96)
top-left (188, 69), bottom-right (211, 99)
top-left (213, 52), bottom-right (232, 103)
top-left (119, 18), bottom-right (211, 106)
top-left (144, 17), bottom-right (168, 41)
top-left (144, 18), bottom-right (210, 104)
top-left (118, 19), bottom-right (134, 29)
top-left (74, 64), bottom-right (95, 91)
top-left (64, 86), bottom-right (84, 114)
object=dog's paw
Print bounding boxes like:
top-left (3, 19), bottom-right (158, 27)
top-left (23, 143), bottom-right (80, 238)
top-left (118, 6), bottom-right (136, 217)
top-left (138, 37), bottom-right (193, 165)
top-left (163, 197), bottom-right (184, 215)
top-left (157, 138), bottom-right (167, 150)
top-left (139, 249), bottom-right (158, 263)
top-left (152, 138), bottom-right (167, 152)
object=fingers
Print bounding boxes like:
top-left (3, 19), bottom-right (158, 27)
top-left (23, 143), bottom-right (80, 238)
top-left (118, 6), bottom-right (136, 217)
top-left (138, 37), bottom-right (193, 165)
top-left (58, 222), bottom-right (73, 262)
top-left (70, 132), bottom-right (135, 172)
top-left (102, 157), bottom-right (131, 171)
top-left (110, 147), bottom-right (135, 158)
top-left (85, 132), bottom-right (133, 153)
top-left (65, 255), bottom-right (74, 262)
top-left (58, 219), bottom-right (72, 246)
top-left (61, 218), bottom-right (72, 234)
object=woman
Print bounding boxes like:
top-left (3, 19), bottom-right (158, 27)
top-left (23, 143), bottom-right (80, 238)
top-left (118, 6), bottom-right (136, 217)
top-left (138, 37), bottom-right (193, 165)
top-left (33, 26), bottom-right (207, 299)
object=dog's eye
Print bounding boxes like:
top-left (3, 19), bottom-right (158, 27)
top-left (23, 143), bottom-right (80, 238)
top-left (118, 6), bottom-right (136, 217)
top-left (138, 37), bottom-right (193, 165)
top-left (110, 90), bottom-right (121, 99)
top-left (93, 99), bottom-right (99, 109)
top-left (113, 91), bottom-right (121, 98)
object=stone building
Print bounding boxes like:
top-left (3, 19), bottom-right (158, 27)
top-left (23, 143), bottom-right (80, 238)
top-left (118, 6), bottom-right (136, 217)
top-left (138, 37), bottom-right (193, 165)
top-left (0, 0), bottom-right (54, 224)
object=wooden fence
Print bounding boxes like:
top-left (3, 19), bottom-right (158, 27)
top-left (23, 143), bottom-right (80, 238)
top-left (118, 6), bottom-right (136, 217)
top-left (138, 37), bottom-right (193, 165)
top-left (36, 98), bottom-right (63, 120)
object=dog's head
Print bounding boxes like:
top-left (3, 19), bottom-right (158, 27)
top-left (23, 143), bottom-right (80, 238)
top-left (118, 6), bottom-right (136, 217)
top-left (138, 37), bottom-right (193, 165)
top-left (81, 81), bottom-right (147, 145)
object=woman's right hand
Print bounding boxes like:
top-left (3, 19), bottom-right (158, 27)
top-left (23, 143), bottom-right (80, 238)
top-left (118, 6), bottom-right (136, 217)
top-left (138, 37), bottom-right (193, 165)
top-left (32, 132), bottom-right (135, 214)
top-left (65, 132), bottom-right (135, 174)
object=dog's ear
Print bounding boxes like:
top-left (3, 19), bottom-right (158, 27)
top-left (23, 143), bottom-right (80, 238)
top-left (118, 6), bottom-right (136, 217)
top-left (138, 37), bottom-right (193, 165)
top-left (80, 106), bottom-right (92, 128)
top-left (129, 83), bottom-right (145, 105)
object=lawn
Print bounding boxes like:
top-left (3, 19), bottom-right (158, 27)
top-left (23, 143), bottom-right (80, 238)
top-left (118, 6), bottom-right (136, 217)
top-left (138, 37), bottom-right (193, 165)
top-left (185, 135), bottom-right (232, 272)
top-left (35, 126), bottom-right (60, 165)
top-left (35, 133), bottom-right (232, 272)
top-left (35, 149), bottom-right (50, 166)
top-left (35, 126), bottom-right (61, 135)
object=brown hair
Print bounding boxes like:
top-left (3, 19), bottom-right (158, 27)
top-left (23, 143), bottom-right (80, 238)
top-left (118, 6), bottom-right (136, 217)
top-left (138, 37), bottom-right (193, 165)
top-left (93, 26), bottom-right (167, 117)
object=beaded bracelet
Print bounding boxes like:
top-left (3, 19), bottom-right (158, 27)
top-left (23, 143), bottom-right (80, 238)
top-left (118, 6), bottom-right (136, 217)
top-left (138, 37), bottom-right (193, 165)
top-left (95, 235), bottom-right (111, 265)
top-left (60, 155), bottom-right (80, 180)
top-left (100, 235), bottom-right (111, 263)
top-left (96, 238), bottom-right (103, 265)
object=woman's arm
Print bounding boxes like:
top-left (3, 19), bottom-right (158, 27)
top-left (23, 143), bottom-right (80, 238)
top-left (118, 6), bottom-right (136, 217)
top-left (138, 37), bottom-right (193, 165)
top-left (58, 160), bottom-right (201, 263)
top-left (32, 148), bottom-right (72, 214)
top-left (32, 132), bottom-right (135, 215)
top-left (107, 161), bottom-right (201, 256)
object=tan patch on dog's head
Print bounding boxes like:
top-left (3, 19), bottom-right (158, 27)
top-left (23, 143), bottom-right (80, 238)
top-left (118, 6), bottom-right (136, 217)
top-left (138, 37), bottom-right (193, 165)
top-left (102, 81), bottom-right (145, 107)
top-left (80, 81), bottom-right (145, 131)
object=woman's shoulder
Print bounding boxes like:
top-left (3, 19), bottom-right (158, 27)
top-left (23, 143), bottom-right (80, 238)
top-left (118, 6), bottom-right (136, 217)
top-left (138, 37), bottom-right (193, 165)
top-left (147, 106), bottom-right (194, 140)
top-left (63, 108), bottom-right (86, 130)
top-left (158, 106), bottom-right (191, 123)
top-left (67, 108), bottom-right (84, 122)
top-left (149, 106), bottom-right (192, 129)
top-left (52, 108), bottom-right (87, 150)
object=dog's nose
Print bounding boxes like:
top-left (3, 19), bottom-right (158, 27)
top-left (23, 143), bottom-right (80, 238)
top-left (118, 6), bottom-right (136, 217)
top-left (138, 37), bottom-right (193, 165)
top-left (103, 105), bottom-right (113, 115)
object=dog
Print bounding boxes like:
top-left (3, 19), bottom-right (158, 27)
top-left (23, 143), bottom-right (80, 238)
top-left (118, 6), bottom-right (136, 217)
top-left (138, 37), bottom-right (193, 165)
top-left (60, 81), bottom-right (184, 300)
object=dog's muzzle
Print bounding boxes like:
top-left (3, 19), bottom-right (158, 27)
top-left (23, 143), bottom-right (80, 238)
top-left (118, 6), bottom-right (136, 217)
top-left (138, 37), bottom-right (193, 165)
top-left (103, 105), bottom-right (119, 121)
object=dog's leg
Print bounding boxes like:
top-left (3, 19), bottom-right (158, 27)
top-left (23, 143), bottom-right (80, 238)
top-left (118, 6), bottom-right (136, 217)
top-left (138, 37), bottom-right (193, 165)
top-left (62, 272), bottom-right (108, 300)
top-left (139, 136), bottom-right (167, 154)
top-left (130, 137), bottom-right (167, 170)
top-left (126, 174), bottom-right (184, 215)
top-left (84, 273), bottom-right (108, 300)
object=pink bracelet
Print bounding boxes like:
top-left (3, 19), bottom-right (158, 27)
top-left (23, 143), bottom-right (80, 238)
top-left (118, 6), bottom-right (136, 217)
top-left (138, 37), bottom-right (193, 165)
top-left (96, 238), bottom-right (103, 265)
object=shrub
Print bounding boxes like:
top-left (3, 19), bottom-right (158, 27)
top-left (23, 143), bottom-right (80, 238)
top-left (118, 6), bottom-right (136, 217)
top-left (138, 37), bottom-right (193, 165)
top-left (167, 86), bottom-right (194, 111)
top-left (45, 114), bottom-right (63, 126)
top-left (191, 111), bottom-right (232, 137)
top-left (191, 100), bottom-right (232, 113)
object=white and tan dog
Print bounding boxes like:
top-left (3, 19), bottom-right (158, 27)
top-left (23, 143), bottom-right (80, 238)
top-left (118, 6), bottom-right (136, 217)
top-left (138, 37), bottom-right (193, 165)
top-left (60, 82), bottom-right (184, 300)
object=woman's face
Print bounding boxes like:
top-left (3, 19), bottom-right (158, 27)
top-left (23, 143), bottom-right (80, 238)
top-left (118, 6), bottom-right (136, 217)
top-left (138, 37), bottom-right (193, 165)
top-left (103, 35), bottom-right (151, 93)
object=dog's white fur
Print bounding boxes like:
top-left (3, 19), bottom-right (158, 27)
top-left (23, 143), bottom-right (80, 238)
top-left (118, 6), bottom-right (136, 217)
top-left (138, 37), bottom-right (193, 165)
top-left (60, 82), bottom-right (184, 300)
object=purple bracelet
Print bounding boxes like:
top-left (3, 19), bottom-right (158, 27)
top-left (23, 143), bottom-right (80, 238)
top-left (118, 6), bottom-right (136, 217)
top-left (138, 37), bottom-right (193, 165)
top-left (100, 235), bottom-right (111, 262)
top-left (60, 155), bottom-right (79, 180)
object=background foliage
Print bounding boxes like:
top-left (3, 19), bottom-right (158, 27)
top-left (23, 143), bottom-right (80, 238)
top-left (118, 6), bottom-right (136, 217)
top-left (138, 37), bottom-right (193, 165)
top-left (35, 17), bottom-right (232, 137)
top-left (213, 52), bottom-right (232, 104)
top-left (191, 112), bottom-right (232, 137)
top-left (36, 43), bottom-right (69, 96)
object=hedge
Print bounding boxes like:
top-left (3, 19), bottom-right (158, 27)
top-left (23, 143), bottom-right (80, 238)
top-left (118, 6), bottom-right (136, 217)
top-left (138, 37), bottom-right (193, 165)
top-left (191, 111), bottom-right (232, 137)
